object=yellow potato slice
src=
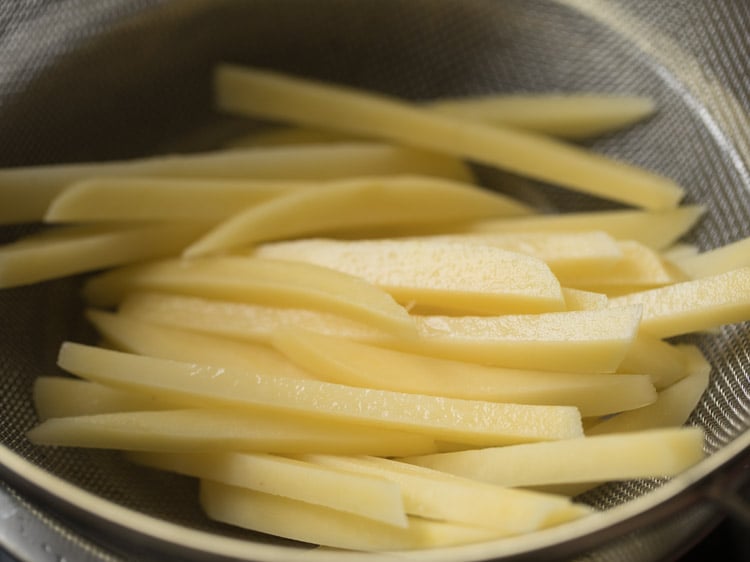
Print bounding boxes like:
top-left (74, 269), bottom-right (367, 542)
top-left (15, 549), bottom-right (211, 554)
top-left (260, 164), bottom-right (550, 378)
top-left (428, 94), bottom-right (655, 139)
top-left (128, 451), bottom-right (407, 527)
top-left (674, 236), bottom-right (750, 279)
top-left (559, 240), bottom-right (685, 295)
top-left (0, 223), bottom-right (208, 289)
top-left (253, 239), bottom-right (565, 315)
top-left (26, 408), bottom-right (437, 456)
top-left (0, 143), bottom-right (473, 224)
top-left (561, 288), bottom-right (608, 310)
top-left (402, 427), bottom-right (705, 487)
top-left (617, 334), bottom-right (694, 389)
top-left (588, 346), bottom-right (711, 435)
top-left (271, 328), bottom-right (656, 417)
top-left (258, 230), bottom-right (623, 281)
top-left (83, 256), bottom-right (415, 337)
top-left (33, 377), bottom-right (179, 421)
top-left (469, 205), bottom-right (705, 250)
top-left (184, 177), bottom-right (530, 256)
top-left (298, 455), bottom-right (589, 533)
top-left (86, 309), bottom-right (313, 379)
top-left (57, 342), bottom-right (583, 446)
top-left (117, 292), bottom-right (641, 373)
top-left (215, 64), bottom-right (683, 209)
top-left (609, 267), bottom-right (750, 338)
top-left (200, 480), bottom-right (508, 550)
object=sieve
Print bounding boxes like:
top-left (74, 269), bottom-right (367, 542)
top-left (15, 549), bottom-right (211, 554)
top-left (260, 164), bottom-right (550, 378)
top-left (2, 1), bottom-right (750, 560)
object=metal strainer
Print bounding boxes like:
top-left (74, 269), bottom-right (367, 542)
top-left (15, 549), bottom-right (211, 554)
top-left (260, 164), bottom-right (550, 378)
top-left (2, 1), bottom-right (750, 560)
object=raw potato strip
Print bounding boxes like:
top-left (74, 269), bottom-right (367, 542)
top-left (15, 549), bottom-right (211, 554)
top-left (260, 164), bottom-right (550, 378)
top-left (33, 377), bottom-right (180, 421)
top-left (258, 230), bottom-right (623, 281)
top-left (86, 309), bottom-right (313, 379)
top-left (617, 334), bottom-right (694, 389)
top-left (254, 239), bottom-right (565, 315)
top-left (299, 455), bottom-right (589, 533)
top-left (673, 236), bottom-right (750, 279)
top-left (470, 205), bottom-right (705, 250)
top-left (200, 480), bottom-right (508, 551)
top-left (402, 428), bottom-right (705, 487)
top-left (609, 267), bottom-right (750, 338)
top-left (557, 241), bottom-right (684, 294)
top-left (184, 178), bottom-right (531, 256)
top-left (0, 223), bottom-right (209, 289)
top-left (215, 64), bottom-right (684, 209)
top-left (428, 94), bottom-right (656, 139)
top-left (45, 177), bottom-right (303, 222)
top-left (128, 451), bottom-right (407, 527)
top-left (562, 288), bottom-right (608, 311)
top-left (232, 94), bottom-right (655, 146)
top-left (83, 256), bottom-right (416, 337)
top-left (588, 346), bottom-right (711, 435)
top-left (26, 408), bottom-right (438, 456)
top-left (0, 143), bottom-right (473, 224)
top-left (118, 292), bottom-right (642, 373)
top-left (272, 328), bottom-right (656, 417)
top-left (57, 343), bottom-right (583, 446)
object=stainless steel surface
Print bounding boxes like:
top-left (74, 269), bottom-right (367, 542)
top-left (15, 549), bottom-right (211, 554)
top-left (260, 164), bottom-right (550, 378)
top-left (2, 1), bottom-right (750, 560)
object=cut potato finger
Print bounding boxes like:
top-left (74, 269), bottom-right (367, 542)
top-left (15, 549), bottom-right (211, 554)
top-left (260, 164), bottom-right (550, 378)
top-left (0, 143), bottom-right (473, 224)
top-left (272, 328), bottom-right (656, 416)
top-left (402, 427), bottom-right (705, 487)
top-left (0, 223), bottom-right (209, 289)
top-left (470, 205), bottom-right (705, 250)
top-left (57, 342), bottom-right (583, 446)
top-left (27, 408), bottom-right (438, 456)
top-left (128, 451), bottom-right (407, 527)
top-left (83, 256), bottom-right (415, 337)
top-left (184, 177), bottom-right (530, 256)
top-left (215, 64), bottom-right (684, 209)
top-left (674, 236), bottom-right (750, 279)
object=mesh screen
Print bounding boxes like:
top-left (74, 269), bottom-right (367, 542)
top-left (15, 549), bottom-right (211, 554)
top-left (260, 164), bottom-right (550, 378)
top-left (1, 0), bottom-right (750, 560)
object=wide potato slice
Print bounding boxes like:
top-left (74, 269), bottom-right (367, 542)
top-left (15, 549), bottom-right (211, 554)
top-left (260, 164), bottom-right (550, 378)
top-left (272, 328), bottom-right (656, 416)
top-left (56, 343), bottom-right (583, 446)
top-left (401, 427), bottom-right (705, 487)
top-left (128, 451), bottom-right (407, 527)
top-left (215, 64), bottom-right (684, 209)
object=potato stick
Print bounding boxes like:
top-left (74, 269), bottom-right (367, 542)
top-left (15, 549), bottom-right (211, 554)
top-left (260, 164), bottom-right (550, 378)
top-left (0, 223), bottom-right (209, 289)
top-left (215, 64), bottom-right (683, 209)
top-left (83, 256), bottom-right (415, 337)
top-left (588, 346), bottom-right (710, 435)
top-left (26, 408), bottom-right (438, 456)
top-left (118, 293), bottom-right (641, 373)
top-left (86, 309), bottom-right (313, 379)
top-left (127, 451), bottom-right (407, 527)
top-left (184, 178), bottom-right (531, 256)
top-left (401, 428), bottom-right (705, 487)
top-left (617, 334), bottom-right (693, 389)
top-left (232, 94), bottom-right (655, 147)
top-left (661, 243), bottom-right (700, 262)
top-left (272, 328), bottom-right (656, 417)
top-left (562, 288), bottom-right (608, 311)
top-left (253, 239), bottom-right (565, 315)
top-left (406, 307), bottom-right (642, 372)
top-left (45, 177), bottom-right (303, 222)
top-left (0, 143), bottom-right (473, 224)
top-left (609, 267), bottom-right (750, 338)
top-left (33, 377), bottom-right (180, 421)
top-left (258, 230), bottom-right (623, 282)
top-left (200, 480), bottom-right (508, 550)
top-left (57, 342), bottom-right (583, 446)
top-left (469, 205), bottom-right (705, 250)
top-left (428, 94), bottom-right (656, 139)
top-left (298, 455), bottom-right (589, 533)
top-left (557, 241), bottom-right (684, 293)
top-left (674, 236), bottom-right (750, 279)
